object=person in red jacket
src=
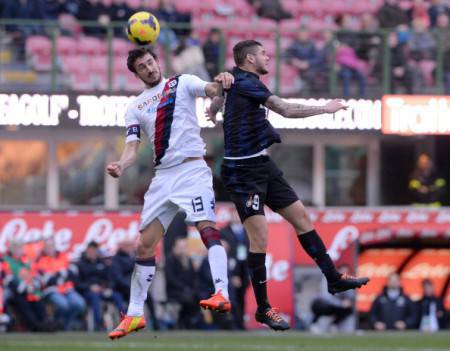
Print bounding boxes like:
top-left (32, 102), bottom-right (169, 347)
top-left (34, 239), bottom-right (86, 330)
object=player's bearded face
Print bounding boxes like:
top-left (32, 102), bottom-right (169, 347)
top-left (134, 53), bottom-right (162, 87)
top-left (253, 46), bottom-right (269, 75)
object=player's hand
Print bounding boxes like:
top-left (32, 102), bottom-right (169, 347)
top-left (106, 162), bottom-right (122, 178)
top-left (205, 106), bottom-right (217, 125)
top-left (324, 99), bottom-right (348, 114)
top-left (214, 72), bottom-right (234, 89)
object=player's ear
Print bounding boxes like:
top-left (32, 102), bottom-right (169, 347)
top-left (246, 53), bottom-right (255, 64)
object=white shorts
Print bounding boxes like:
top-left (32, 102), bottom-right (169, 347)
top-left (140, 159), bottom-right (216, 232)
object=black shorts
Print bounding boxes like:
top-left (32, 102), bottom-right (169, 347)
top-left (221, 155), bottom-right (299, 222)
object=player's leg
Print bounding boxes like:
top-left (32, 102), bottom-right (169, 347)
top-left (275, 198), bottom-right (369, 294)
top-left (196, 220), bottom-right (231, 313)
top-left (109, 218), bottom-right (164, 340)
top-left (172, 160), bottom-right (231, 312)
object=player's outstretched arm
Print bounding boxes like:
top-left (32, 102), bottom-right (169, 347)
top-left (106, 140), bottom-right (140, 178)
top-left (265, 95), bottom-right (348, 119)
top-left (205, 72), bottom-right (234, 98)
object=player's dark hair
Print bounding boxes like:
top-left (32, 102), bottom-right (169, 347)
top-left (233, 40), bottom-right (263, 66)
top-left (127, 47), bottom-right (158, 73)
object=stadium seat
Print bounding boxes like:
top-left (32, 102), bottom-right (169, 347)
top-left (126, 0), bottom-right (142, 9)
top-left (57, 36), bottom-right (78, 57)
top-left (26, 36), bottom-right (52, 57)
top-left (112, 38), bottom-right (134, 57)
top-left (77, 36), bottom-right (107, 57)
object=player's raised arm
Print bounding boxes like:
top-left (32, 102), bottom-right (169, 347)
top-left (106, 140), bottom-right (140, 178)
top-left (205, 72), bottom-right (234, 98)
top-left (265, 95), bottom-right (348, 119)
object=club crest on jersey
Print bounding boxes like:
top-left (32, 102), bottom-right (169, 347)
top-left (246, 194), bottom-right (260, 210)
top-left (168, 79), bottom-right (178, 88)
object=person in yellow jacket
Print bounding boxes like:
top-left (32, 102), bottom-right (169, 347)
top-left (34, 239), bottom-right (86, 330)
top-left (409, 153), bottom-right (446, 207)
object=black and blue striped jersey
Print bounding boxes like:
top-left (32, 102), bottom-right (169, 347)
top-left (222, 67), bottom-right (281, 158)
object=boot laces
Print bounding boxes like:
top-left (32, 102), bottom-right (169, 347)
top-left (266, 308), bottom-right (283, 322)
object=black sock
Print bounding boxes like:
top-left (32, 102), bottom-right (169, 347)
top-left (248, 252), bottom-right (271, 311)
top-left (297, 230), bottom-right (341, 283)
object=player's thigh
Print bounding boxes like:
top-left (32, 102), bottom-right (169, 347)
top-left (243, 214), bottom-right (268, 252)
top-left (137, 218), bottom-right (165, 257)
top-left (173, 163), bottom-right (216, 224)
top-left (276, 200), bottom-right (313, 233)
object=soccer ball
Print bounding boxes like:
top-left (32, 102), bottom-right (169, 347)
top-left (126, 11), bottom-right (160, 45)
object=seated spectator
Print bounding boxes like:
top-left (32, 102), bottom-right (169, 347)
top-left (357, 13), bottom-right (382, 79)
top-left (370, 273), bottom-right (417, 331)
top-left (165, 237), bottom-right (201, 329)
top-left (111, 240), bottom-right (159, 330)
top-left (3, 241), bottom-right (53, 332)
top-left (417, 279), bottom-right (447, 332)
top-left (171, 32), bottom-right (210, 80)
top-left (407, 0), bottom-right (431, 28)
top-left (0, 258), bottom-right (11, 331)
top-left (285, 28), bottom-right (319, 93)
top-left (409, 153), bottom-right (446, 207)
top-left (335, 42), bottom-right (367, 97)
top-left (75, 241), bottom-right (125, 331)
top-left (408, 18), bottom-right (437, 90)
top-left (428, 0), bottom-right (450, 28)
top-left (376, 0), bottom-right (409, 29)
top-left (76, 0), bottom-right (111, 37)
top-left (202, 28), bottom-right (222, 80)
top-left (247, 0), bottom-right (291, 22)
top-left (389, 31), bottom-right (413, 94)
top-left (110, 0), bottom-right (133, 36)
top-left (34, 239), bottom-right (86, 330)
top-left (309, 265), bottom-right (355, 334)
top-left (154, 0), bottom-right (191, 39)
top-left (435, 13), bottom-right (450, 94)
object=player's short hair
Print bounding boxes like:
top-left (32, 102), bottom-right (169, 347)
top-left (233, 40), bottom-right (263, 66)
top-left (127, 47), bottom-right (158, 73)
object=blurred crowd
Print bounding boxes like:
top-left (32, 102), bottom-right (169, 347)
top-left (0, 212), bottom-right (251, 332)
top-left (1, 0), bottom-right (450, 97)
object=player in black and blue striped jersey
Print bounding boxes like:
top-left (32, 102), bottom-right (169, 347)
top-left (207, 40), bottom-right (369, 331)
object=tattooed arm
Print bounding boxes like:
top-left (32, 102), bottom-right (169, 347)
top-left (265, 95), bottom-right (347, 119)
top-left (206, 96), bottom-right (225, 124)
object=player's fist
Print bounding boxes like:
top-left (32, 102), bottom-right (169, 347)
top-left (214, 72), bottom-right (234, 89)
top-left (324, 99), bottom-right (348, 113)
top-left (106, 162), bottom-right (122, 178)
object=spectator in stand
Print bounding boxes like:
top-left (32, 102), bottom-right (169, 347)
top-left (309, 265), bottom-right (356, 334)
top-left (376, 0), bottom-right (409, 29)
top-left (203, 28), bottom-right (222, 81)
top-left (407, 0), bottom-right (431, 27)
top-left (76, 0), bottom-right (111, 36)
top-left (417, 279), bottom-right (447, 332)
top-left (111, 240), bottom-right (159, 329)
top-left (435, 13), bottom-right (450, 94)
top-left (389, 31), bottom-right (413, 94)
top-left (357, 13), bottom-right (382, 79)
top-left (3, 241), bottom-right (54, 332)
top-left (247, 0), bottom-right (291, 22)
top-left (220, 209), bottom-right (249, 330)
top-left (0, 258), bottom-right (11, 331)
top-left (110, 0), bottom-right (133, 36)
top-left (75, 241), bottom-right (125, 331)
top-left (34, 239), bottom-right (86, 330)
top-left (285, 27), bottom-right (318, 93)
top-left (335, 41), bottom-right (367, 97)
top-left (370, 273), bottom-right (418, 331)
top-left (428, 0), bottom-right (450, 28)
top-left (154, 0), bottom-right (191, 38)
top-left (409, 153), bottom-right (446, 207)
top-left (44, 0), bottom-right (79, 18)
top-left (165, 237), bottom-right (201, 329)
top-left (171, 31), bottom-right (210, 80)
top-left (408, 18), bottom-right (437, 90)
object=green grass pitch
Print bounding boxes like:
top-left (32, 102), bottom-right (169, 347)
top-left (1, 331), bottom-right (450, 351)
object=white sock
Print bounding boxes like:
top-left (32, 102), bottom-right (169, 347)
top-left (208, 245), bottom-right (229, 300)
top-left (126, 262), bottom-right (156, 317)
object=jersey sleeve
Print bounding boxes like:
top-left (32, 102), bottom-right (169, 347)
top-left (236, 78), bottom-right (273, 104)
top-left (124, 105), bottom-right (141, 144)
top-left (182, 74), bottom-right (208, 97)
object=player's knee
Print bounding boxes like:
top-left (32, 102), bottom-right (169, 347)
top-left (199, 226), bottom-right (222, 249)
top-left (292, 207), bottom-right (313, 234)
top-left (137, 237), bottom-right (156, 257)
